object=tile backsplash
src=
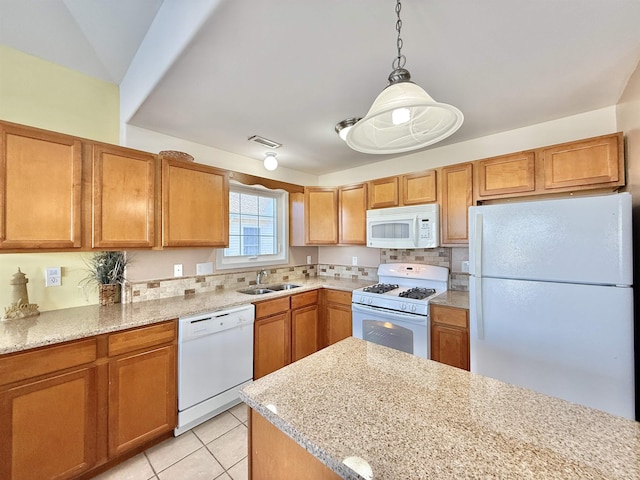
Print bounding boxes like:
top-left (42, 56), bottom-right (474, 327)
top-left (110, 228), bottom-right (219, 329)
top-left (123, 247), bottom-right (469, 303)
top-left (123, 265), bottom-right (316, 303)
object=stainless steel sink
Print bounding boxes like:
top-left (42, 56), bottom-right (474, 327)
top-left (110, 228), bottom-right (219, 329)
top-left (237, 288), bottom-right (274, 295)
top-left (267, 283), bottom-right (302, 291)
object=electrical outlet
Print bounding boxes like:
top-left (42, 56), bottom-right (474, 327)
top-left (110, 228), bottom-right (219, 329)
top-left (196, 262), bottom-right (213, 275)
top-left (45, 267), bottom-right (61, 287)
top-left (174, 264), bottom-right (183, 277)
top-left (306, 255), bottom-right (312, 264)
top-left (352, 256), bottom-right (358, 266)
top-left (461, 261), bottom-right (469, 273)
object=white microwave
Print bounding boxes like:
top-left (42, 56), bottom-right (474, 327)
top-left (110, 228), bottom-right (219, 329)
top-left (366, 204), bottom-right (439, 249)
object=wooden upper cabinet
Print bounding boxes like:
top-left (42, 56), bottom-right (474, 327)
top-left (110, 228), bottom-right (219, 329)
top-left (92, 144), bottom-right (157, 248)
top-left (305, 187), bottom-right (338, 245)
top-left (475, 151), bottom-right (535, 199)
top-left (402, 170), bottom-right (437, 205)
top-left (541, 133), bottom-right (623, 190)
top-left (368, 176), bottom-right (400, 209)
top-left (339, 183), bottom-right (367, 245)
top-left (440, 163), bottom-right (473, 245)
top-left (0, 122), bottom-right (82, 249)
top-left (162, 158), bottom-right (229, 247)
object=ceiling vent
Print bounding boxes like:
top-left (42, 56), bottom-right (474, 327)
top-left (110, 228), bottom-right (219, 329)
top-left (248, 135), bottom-right (282, 149)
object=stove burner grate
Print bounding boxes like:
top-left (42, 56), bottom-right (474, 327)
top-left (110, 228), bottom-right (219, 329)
top-left (398, 287), bottom-right (436, 300)
top-left (362, 283), bottom-right (399, 294)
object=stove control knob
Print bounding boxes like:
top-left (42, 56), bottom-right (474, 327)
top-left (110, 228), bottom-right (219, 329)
top-left (411, 305), bottom-right (417, 312)
top-left (359, 296), bottom-right (365, 303)
top-left (367, 298), bottom-right (372, 305)
top-left (401, 303), bottom-right (407, 311)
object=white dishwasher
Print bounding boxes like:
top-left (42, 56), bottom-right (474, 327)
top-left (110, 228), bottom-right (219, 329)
top-left (175, 304), bottom-right (255, 435)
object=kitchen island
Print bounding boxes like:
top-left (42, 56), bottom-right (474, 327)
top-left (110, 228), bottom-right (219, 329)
top-left (240, 337), bottom-right (640, 480)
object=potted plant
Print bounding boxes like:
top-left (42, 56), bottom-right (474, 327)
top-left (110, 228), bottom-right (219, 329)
top-left (80, 251), bottom-right (129, 306)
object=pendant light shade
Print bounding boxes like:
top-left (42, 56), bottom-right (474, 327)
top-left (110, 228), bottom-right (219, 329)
top-left (341, 0), bottom-right (463, 155)
top-left (345, 80), bottom-right (463, 154)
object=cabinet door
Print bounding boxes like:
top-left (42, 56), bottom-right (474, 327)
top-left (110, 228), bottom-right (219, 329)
top-left (291, 304), bottom-right (320, 362)
top-left (289, 191), bottom-right (306, 246)
top-left (254, 312), bottom-right (291, 379)
top-left (541, 133), bottom-right (623, 190)
top-left (431, 325), bottom-right (469, 371)
top-left (92, 144), bottom-right (156, 248)
top-left (402, 170), bottom-right (437, 205)
top-left (0, 123), bottom-right (82, 249)
top-left (440, 163), bottom-right (473, 245)
top-left (339, 183), bottom-right (367, 245)
top-left (476, 152), bottom-right (535, 198)
top-left (162, 158), bottom-right (229, 247)
top-left (305, 187), bottom-right (338, 245)
top-left (430, 305), bottom-right (469, 371)
top-left (0, 367), bottom-right (97, 480)
top-left (108, 345), bottom-right (176, 457)
top-left (325, 302), bottom-right (352, 346)
top-left (368, 176), bottom-right (400, 209)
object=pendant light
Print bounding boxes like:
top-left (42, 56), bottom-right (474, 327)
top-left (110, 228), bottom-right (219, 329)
top-left (345, 0), bottom-right (463, 154)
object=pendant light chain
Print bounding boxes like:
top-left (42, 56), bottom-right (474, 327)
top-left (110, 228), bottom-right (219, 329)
top-left (393, 0), bottom-right (406, 70)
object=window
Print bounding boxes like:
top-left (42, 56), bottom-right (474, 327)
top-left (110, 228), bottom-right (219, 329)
top-left (216, 183), bottom-right (288, 269)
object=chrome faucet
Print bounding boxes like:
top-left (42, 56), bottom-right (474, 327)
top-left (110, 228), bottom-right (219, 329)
top-left (257, 270), bottom-right (268, 285)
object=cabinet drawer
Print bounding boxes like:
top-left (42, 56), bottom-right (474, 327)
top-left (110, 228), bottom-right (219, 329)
top-left (430, 304), bottom-right (468, 329)
top-left (324, 289), bottom-right (352, 306)
top-left (108, 321), bottom-right (176, 357)
top-left (291, 290), bottom-right (318, 309)
top-left (255, 296), bottom-right (290, 319)
top-left (0, 338), bottom-right (97, 387)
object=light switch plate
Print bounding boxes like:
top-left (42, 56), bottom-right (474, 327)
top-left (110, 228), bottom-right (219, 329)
top-left (461, 261), bottom-right (469, 273)
top-left (174, 264), bottom-right (183, 277)
top-left (352, 256), bottom-right (358, 266)
top-left (306, 255), bottom-right (312, 264)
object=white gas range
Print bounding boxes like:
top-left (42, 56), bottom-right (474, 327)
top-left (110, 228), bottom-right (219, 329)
top-left (352, 263), bottom-right (448, 358)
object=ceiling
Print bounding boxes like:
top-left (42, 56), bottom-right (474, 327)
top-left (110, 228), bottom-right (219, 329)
top-left (2, 0), bottom-right (640, 176)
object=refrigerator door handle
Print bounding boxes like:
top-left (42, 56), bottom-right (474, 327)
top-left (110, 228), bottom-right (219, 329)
top-left (474, 213), bottom-right (484, 339)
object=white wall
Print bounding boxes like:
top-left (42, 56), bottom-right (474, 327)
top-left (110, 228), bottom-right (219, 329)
top-left (318, 107), bottom-right (618, 186)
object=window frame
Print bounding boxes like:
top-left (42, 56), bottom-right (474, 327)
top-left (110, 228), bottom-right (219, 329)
top-left (215, 183), bottom-right (289, 270)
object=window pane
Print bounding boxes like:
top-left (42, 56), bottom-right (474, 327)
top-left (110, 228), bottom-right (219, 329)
top-left (259, 217), bottom-right (274, 236)
top-left (259, 196), bottom-right (275, 216)
top-left (229, 214), bottom-right (241, 235)
top-left (229, 192), bottom-right (240, 214)
top-left (240, 194), bottom-right (259, 215)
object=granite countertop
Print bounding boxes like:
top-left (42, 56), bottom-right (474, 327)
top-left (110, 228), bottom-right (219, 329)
top-left (0, 277), bottom-right (374, 355)
top-left (430, 289), bottom-right (469, 309)
top-left (241, 337), bottom-right (640, 480)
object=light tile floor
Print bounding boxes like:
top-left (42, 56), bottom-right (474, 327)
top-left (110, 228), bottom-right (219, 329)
top-left (92, 403), bottom-right (248, 480)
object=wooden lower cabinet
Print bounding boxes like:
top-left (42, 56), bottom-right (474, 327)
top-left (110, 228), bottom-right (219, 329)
top-left (250, 409), bottom-right (340, 480)
top-left (291, 290), bottom-right (320, 362)
top-left (430, 304), bottom-right (470, 371)
top-left (108, 344), bottom-right (176, 457)
top-left (0, 321), bottom-right (177, 480)
top-left (323, 289), bottom-right (352, 347)
top-left (0, 367), bottom-right (97, 480)
top-left (254, 290), bottom-right (322, 379)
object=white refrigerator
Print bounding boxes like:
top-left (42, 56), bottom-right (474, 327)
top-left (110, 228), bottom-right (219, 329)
top-left (468, 193), bottom-right (635, 420)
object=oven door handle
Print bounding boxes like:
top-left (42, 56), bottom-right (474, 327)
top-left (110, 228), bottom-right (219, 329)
top-left (351, 303), bottom-right (428, 325)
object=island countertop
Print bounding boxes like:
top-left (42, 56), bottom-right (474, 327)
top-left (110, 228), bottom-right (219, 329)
top-left (240, 337), bottom-right (640, 480)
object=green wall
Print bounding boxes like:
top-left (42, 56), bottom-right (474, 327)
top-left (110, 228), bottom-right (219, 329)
top-left (0, 46), bottom-right (120, 311)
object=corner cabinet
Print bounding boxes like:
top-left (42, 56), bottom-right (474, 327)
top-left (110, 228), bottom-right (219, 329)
top-left (91, 144), bottom-right (157, 248)
top-left (439, 163), bottom-right (473, 245)
top-left (0, 122), bottom-right (82, 249)
top-left (162, 158), bottom-right (229, 247)
top-left (430, 304), bottom-right (469, 371)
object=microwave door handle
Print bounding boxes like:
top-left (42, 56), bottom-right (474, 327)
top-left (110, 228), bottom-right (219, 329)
top-left (413, 215), bottom-right (419, 247)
